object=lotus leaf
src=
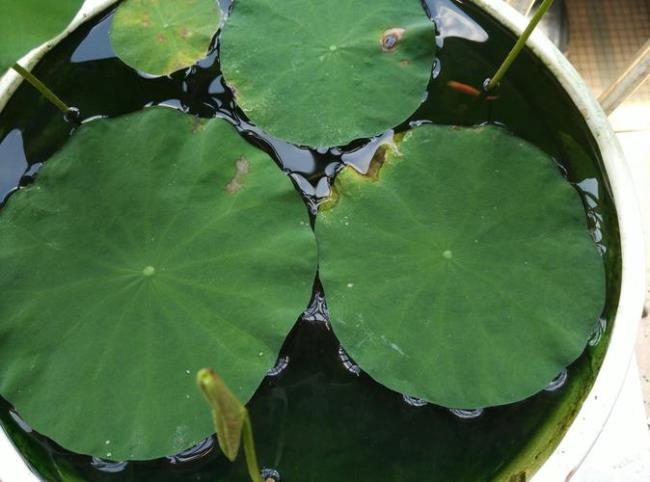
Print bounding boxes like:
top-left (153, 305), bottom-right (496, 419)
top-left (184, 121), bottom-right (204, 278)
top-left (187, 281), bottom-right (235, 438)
top-left (317, 124), bottom-right (605, 408)
top-left (0, 107), bottom-right (316, 459)
top-left (111, 0), bottom-right (220, 76)
top-left (0, 0), bottom-right (82, 74)
top-left (220, 0), bottom-right (437, 147)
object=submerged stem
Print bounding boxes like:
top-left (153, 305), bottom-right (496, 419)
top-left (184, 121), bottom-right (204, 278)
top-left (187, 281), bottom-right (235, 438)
top-left (11, 63), bottom-right (71, 115)
top-left (485, 0), bottom-right (555, 91)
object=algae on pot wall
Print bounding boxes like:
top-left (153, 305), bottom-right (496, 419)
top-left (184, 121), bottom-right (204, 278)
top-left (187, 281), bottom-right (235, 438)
top-left (0, 0), bottom-right (628, 481)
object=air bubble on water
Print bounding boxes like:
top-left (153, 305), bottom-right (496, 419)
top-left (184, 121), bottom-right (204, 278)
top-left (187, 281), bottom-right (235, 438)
top-left (105, 440), bottom-right (110, 445)
top-left (403, 395), bottom-right (428, 407)
top-left (185, 369), bottom-right (191, 375)
top-left (267, 356), bottom-right (290, 377)
top-left (588, 317), bottom-right (607, 346)
top-left (261, 468), bottom-right (281, 481)
top-left (167, 436), bottom-right (215, 464)
top-left (8, 409), bottom-right (32, 433)
top-left (544, 369), bottom-right (568, 392)
top-left (303, 292), bottom-right (330, 325)
top-left (91, 457), bottom-right (128, 473)
top-left (449, 408), bottom-right (484, 419)
top-left (338, 345), bottom-right (361, 376)
top-left (347, 282), bottom-right (354, 288)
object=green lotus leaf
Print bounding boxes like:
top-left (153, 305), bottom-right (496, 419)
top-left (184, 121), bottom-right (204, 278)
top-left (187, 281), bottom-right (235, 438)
top-left (317, 124), bottom-right (605, 409)
top-left (0, 0), bottom-right (82, 74)
top-left (110, 0), bottom-right (220, 76)
top-left (0, 107), bottom-right (316, 460)
top-left (220, 0), bottom-right (437, 148)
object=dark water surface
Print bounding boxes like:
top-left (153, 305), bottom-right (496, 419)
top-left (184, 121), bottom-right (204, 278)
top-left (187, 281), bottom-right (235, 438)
top-left (0, 0), bottom-right (621, 481)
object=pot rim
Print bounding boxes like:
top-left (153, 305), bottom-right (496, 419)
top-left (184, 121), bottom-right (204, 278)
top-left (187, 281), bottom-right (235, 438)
top-left (474, 1), bottom-right (646, 481)
top-left (0, 1), bottom-right (646, 481)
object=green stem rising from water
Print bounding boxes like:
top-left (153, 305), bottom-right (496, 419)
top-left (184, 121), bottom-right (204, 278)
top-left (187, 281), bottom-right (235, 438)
top-left (486, 0), bottom-right (555, 91)
top-left (11, 63), bottom-right (71, 115)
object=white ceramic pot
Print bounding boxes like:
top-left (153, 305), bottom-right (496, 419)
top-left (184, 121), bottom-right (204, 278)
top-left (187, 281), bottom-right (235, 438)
top-left (0, 1), bottom-right (645, 481)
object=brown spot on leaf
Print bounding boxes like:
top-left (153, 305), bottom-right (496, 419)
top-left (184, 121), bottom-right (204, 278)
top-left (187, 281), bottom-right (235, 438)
top-left (365, 145), bottom-right (390, 180)
top-left (156, 33), bottom-right (166, 44)
top-left (191, 118), bottom-right (206, 134)
top-left (399, 59), bottom-right (410, 66)
top-left (380, 28), bottom-right (406, 52)
top-left (179, 27), bottom-right (190, 39)
top-left (318, 185), bottom-right (340, 212)
top-left (141, 12), bottom-right (151, 27)
top-left (226, 158), bottom-right (251, 194)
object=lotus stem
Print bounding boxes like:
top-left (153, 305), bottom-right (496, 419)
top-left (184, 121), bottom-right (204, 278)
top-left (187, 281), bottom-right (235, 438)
top-left (11, 63), bottom-right (71, 116)
top-left (242, 411), bottom-right (264, 482)
top-left (485, 0), bottom-right (555, 91)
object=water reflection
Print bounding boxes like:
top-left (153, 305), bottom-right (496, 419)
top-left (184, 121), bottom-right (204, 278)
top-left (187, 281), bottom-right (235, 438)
top-left (424, 0), bottom-right (489, 43)
top-left (71, 14), bottom-right (116, 63)
top-left (0, 129), bottom-right (27, 202)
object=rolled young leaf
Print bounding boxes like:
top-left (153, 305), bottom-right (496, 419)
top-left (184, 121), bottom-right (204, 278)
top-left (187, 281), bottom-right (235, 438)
top-left (197, 368), bottom-right (246, 462)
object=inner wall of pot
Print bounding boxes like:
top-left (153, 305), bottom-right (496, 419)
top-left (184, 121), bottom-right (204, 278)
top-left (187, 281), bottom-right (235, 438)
top-left (0, 1), bottom-right (621, 481)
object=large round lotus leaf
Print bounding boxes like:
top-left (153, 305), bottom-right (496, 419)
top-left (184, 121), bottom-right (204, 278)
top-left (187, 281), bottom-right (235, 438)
top-left (111, 0), bottom-right (220, 76)
top-left (0, 0), bottom-right (82, 74)
top-left (0, 107), bottom-right (316, 460)
top-left (317, 125), bottom-right (605, 409)
top-left (220, 0), bottom-right (437, 148)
